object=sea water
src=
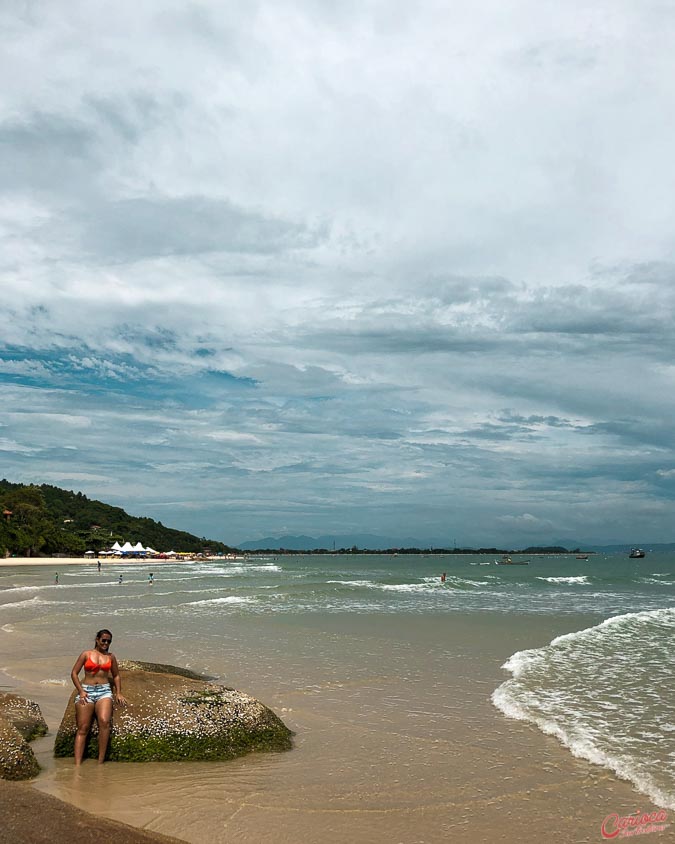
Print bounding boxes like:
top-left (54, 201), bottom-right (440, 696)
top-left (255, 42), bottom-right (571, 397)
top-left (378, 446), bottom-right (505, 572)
top-left (1, 552), bottom-right (673, 819)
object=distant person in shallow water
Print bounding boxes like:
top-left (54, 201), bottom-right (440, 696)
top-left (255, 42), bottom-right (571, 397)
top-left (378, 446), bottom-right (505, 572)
top-left (118, 573), bottom-right (123, 584)
top-left (97, 559), bottom-right (101, 573)
top-left (70, 629), bottom-right (126, 764)
top-left (54, 572), bottom-right (59, 584)
top-left (440, 572), bottom-right (446, 583)
top-left (148, 572), bottom-right (154, 584)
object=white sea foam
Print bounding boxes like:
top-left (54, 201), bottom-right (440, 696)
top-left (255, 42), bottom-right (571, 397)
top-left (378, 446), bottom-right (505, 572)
top-left (426, 575), bottom-right (488, 588)
top-left (181, 596), bottom-right (256, 607)
top-left (1, 580), bottom-right (139, 594)
top-left (0, 596), bottom-right (49, 610)
top-left (326, 580), bottom-right (374, 587)
top-left (493, 607), bottom-right (675, 810)
top-left (0, 585), bottom-right (40, 595)
top-left (536, 576), bottom-right (590, 585)
top-left (379, 583), bottom-right (437, 592)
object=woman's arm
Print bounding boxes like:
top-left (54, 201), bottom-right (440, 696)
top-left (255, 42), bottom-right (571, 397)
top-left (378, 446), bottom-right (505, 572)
top-left (71, 652), bottom-right (87, 698)
top-left (110, 655), bottom-right (127, 704)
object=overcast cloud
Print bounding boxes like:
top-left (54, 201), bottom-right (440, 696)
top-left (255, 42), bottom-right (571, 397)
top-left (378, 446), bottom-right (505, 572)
top-left (3, 0), bottom-right (675, 546)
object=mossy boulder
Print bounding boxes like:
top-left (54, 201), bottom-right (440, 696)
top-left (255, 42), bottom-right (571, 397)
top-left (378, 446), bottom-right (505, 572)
top-left (54, 661), bottom-right (293, 762)
top-left (0, 694), bottom-right (47, 780)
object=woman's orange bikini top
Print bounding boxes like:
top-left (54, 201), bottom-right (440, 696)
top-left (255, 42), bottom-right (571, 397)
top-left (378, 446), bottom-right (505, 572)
top-left (84, 655), bottom-right (112, 673)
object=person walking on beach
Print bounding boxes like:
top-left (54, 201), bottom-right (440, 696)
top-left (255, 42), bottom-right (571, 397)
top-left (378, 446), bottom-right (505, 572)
top-left (70, 629), bottom-right (126, 764)
top-left (54, 572), bottom-right (59, 584)
top-left (97, 559), bottom-right (101, 573)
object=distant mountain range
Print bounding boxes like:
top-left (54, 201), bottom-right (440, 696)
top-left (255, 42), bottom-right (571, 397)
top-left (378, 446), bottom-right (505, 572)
top-left (237, 534), bottom-right (565, 552)
top-left (238, 534), bottom-right (675, 553)
top-left (237, 533), bottom-right (428, 551)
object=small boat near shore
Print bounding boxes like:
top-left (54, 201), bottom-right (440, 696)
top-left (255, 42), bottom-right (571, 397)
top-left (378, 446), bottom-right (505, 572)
top-left (629, 548), bottom-right (646, 559)
top-left (495, 555), bottom-right (529, 566)
top-left (576, 554), bottom-right (589, 560)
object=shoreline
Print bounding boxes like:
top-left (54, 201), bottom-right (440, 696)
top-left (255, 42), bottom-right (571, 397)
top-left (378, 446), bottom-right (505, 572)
top-left (0, 557), bottom-right (188, 568)
top-left (2, 559), bottom-right (671, 843)
top-left (4, 614), bottom-right (665, 843)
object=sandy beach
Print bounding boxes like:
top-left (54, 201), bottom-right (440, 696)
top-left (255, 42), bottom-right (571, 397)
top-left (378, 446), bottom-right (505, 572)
top-left (0, 556), bottom-right (187, 568)
top-left (1, 557), bottom-right (671, 843)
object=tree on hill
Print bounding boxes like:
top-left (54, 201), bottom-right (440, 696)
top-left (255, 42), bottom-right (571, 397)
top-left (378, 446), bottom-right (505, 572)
top-left (0, 480), bottom-right (231, 556)
top-left (0, 485), bottom-right (65, 557)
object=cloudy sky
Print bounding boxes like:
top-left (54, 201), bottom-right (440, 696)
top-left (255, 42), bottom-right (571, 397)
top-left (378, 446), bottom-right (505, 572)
top-left (2, 0), bottom-right (675, 547)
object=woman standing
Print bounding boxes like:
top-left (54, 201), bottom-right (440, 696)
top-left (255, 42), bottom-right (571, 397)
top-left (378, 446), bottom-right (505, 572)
top-left (70, 629), bottom-right (126, 764)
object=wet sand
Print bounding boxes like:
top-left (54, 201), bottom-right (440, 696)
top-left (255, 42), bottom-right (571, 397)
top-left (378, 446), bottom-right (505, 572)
top-left (2, 607), bottom-right (666, 844)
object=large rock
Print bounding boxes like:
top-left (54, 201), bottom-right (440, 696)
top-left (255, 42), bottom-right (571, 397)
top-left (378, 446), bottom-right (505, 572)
top-left (0, 692), bottom-right (48, 742)
top-left (0, 780), bottom-right (183, 843)
top-left (54, 661), bottom-right (293, 762)
top-left (0, 693), bottom-right (47, 780)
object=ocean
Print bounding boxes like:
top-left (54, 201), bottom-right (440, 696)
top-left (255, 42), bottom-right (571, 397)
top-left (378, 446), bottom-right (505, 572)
top-left (1, 552), bottom-right (673, 842)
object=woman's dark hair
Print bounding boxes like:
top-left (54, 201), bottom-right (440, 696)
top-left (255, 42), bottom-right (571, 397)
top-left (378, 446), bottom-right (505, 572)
top-left (95, 629), bottom-right (112, 640)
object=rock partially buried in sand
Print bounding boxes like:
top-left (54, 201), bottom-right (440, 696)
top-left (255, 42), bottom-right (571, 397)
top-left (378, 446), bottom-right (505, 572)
top-left (0, 693), bottom-right (48, 780)
top-left (53, 661), bottom-right (293, 762)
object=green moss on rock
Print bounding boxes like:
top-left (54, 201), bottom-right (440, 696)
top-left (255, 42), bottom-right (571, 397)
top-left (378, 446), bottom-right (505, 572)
top-left (54, 663), bottom-right (293, 763)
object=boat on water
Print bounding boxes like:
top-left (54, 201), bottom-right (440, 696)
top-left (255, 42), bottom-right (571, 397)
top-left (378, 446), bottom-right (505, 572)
top-left (629, 548), bottom-right (646, 559)
top-left (495, 555), bottom-right (529, 566)
top-left (576, 554), bottom-right (589, 560)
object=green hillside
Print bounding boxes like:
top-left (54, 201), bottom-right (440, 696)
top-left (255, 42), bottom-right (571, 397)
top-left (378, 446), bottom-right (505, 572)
top-left (0, 480), bottom-right (231, 557)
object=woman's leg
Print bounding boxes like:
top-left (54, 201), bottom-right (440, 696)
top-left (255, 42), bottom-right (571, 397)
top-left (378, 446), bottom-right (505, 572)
top-left (74, 699), bottom-right (95, 765)
top-left (94, 696), bottom-right (114, 763)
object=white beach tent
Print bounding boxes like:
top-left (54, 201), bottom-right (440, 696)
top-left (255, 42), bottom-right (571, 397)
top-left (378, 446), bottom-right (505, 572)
top-left (111, 542), bottom-right (122, 551)
top-left (166, 550), bottom-right (177, 556)
top-left (120, 541), bottom-right (134, 554)
top-left (132, 542), bottom-right (145, 553)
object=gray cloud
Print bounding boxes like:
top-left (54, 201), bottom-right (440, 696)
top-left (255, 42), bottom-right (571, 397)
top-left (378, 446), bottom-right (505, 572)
top-left (0, 113), bottom-right (98, 192)
top-left (78, 195), bottom-right (323, 260)
top-left (3, 1), bottom-right (675, 546)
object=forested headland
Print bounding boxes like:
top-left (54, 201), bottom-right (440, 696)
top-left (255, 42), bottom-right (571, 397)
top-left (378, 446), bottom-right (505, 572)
top-left (0, 480), bottom-right (231, 557)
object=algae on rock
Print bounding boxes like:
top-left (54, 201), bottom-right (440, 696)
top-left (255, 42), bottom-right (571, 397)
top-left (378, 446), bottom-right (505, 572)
top-left (54, 661), bottom-right (293, 762)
